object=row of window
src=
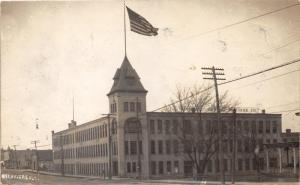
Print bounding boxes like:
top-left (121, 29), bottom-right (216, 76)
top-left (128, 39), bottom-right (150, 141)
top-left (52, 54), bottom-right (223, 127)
top-left (150, 140), bottom-right (179, 155)
top-left (54, 122), bottom-right (118, 146)
top-left (124, 102), bottom-right (142, 112)
top-left (151, 161), bottom-right (179, 175)
top-left (53, 142), bottom-right (118, 159)
top-left (150, 158), bottom-right (264, 175)
top-left (124, 141), bottom-right (143, 155)
top-left (149, 137), bottom-right (275, 156)
top-left (126, 161), bottom-right (141, 173)
top-left (149, 119), bottom-right (279, 136)
top-left (54, 163), bottom-right (109, 176)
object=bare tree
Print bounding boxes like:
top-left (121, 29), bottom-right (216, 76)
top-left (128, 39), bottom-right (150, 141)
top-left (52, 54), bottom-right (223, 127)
top-left (162, 83), bottom-right (239, 179)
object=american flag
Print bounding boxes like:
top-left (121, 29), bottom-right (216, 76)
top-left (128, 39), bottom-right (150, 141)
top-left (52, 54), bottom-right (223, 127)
top-left (126, 6), bottom-right (158, 36)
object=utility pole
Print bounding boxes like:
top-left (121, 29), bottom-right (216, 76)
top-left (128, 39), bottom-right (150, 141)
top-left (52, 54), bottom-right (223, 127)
top-left (12, 145), bottom-right (18, 169)
top-left (231, 108), bottom-right (236, 185)
top-left (202, 66), bottom-right (226, 185)
top-left (31, 140), bottom-right (40, 182)
top-left (136, 97), bottom-right (141, 180)
top-left (59, 133), bottom-right (65, 176)
top-left (102, 113), bottom-right (115, 180)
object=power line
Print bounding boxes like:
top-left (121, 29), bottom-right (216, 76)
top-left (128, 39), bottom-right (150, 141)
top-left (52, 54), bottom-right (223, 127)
top-left (260, 38), bottom-right (300, 56)
top-left (269, 108), bottom-right (300, 114)
top-left (170, 3), bottom-right (300, 43)
top-left (266, 101), bottom-right (300, 109)
top-left (219, 58), bottom-right (300, 86)
top-left (151, 58), bottom-right (300, 112)
top-left (231, 69), bottom-right (300, 90)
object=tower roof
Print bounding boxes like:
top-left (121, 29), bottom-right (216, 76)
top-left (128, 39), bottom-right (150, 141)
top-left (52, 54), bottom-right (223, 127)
top-left (107, 56), bottom-right (147, 96)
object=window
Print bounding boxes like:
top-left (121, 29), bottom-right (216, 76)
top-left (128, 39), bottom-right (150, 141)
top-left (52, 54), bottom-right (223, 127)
top-left (173, 140), bottom-right (179, 154)
top-left (166, 140), bottom-right (171, 154)
top-left (139, 141), bottom-right (143, 154)
top-left (223, 140), bottom-right (228, 153)
top-left (130, 141), bottom-right (137, 155)
top-left (124, 102), bottom-right (129, 112)
top-left (244, 139), bottom-right (249, 152)
top-left (222, 121), bottom-right (227, 135)
top-left (237, 120), bottom-right (242, 133)
top-left (245, 158), bottom-right (250, 170)
top-left (150, 120), bottom-right (155, 134)
top-left (229, 139), bottom-right (233, 152)
top-left (215, 159), bottom-right (219, 172)
top-left (253, 158), bottom-right (257, 170)
top-left (174, 161), bottom-right (179, 173)
top-left (183, 120), bottom-right (192, 134)
top-left (166, 161), bottom-right (171, 173)
top-left (137, 102), bottom-right (141, 112)
top-left (266, 120), bottom-right (270, 133)
top-left (172, 120), bottom-right (178, 134)
top-left (127, 162), bottom-right (131, 173)
top-left (125, 141), bottom-right (129, 155)
top-left (244, 121), bottom-right (249, 133)
top-left (224, 159), bottom-right (228, 171)
top-left (104, 124), bottom-right (107, 137)
top-left (206, 120), bottom-right (211, 134)
top-left (207, 160), bottom-right (212, 173)
top-left (258, 120), bottom-right (263, 134)
top-left (251, 121), bottom-right (256, 134)
top-left (130, 102), bottom-right (135, 112)
top-left (151, 140), bottom-right (156, 154)
top-left (151, 161), bottom-right (156, 175)
top-left (198, 121), bottom-right (203, 134)
top-left (272, 121), bottom-right (277, 133)
top-left (132, 162), bottom-right (136, 173)
top-left (237, 140), bottom-right (242, 152)
top-left (165, 120), bottom-right (170, 134)
top-left (158, 161), bottom-right (164, 174)
top-left (158, 140), bottom-right (163, 154)
top-left (273, 139), bottom-right (277, 143)
top-left (238, 159), bottom-right (243, 170)
top-left (157, 120), bottom-right (162, 134)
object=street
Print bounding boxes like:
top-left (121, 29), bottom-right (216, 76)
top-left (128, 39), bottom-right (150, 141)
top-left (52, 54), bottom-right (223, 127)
top-left (1, 170), bottom-right (299, 185)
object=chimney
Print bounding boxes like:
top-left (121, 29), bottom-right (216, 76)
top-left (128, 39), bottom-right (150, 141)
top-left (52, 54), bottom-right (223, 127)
top-left (68, 120), bottom-right (77, 129)
top-left (286, 129), bottom-right (291, 133)
top-left (51, 130), bottom-right (55, 135)
top-left (261, 109), bottom-right (266, 114)
top-left (191, 107), bottom-right (196, 113)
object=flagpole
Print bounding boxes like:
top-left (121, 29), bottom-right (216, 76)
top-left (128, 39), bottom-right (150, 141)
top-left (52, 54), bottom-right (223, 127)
top-left (124, 0), bottom-right (127, 56)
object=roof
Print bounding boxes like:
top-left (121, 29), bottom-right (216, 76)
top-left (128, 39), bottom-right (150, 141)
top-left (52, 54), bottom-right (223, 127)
top-left (147, 111), bottom-right (281, 118)
top-left (107, 56), bottom-right (147, 96)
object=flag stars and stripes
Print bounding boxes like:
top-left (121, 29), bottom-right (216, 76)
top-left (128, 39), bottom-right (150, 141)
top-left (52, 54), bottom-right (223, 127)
top-left (126, 6), bottom-right (158, 36)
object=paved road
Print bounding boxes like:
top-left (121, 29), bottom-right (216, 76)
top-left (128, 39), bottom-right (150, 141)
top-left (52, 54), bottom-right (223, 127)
top-left (1, 169), bottom-right (299, 185)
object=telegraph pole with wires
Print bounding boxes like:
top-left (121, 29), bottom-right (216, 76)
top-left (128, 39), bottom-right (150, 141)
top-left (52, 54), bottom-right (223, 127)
top-left (59, 133), bottom-right (65, 176)
top-left (231, 108), bottom-right (237, 185)
top-left (12, 145), bottom-right (18, 169)
top-left (202, 66), bottom-right (226, 184)
top-left (31, 140), bottom-right (40, 181)
top-left (136, 97), bottom-right (141, 180)
top-left (102, 113), bottom-right (115, 180)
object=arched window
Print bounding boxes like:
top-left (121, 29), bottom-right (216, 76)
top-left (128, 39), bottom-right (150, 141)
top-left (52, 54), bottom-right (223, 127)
top-left (125, 117), bottom-right (141, 133)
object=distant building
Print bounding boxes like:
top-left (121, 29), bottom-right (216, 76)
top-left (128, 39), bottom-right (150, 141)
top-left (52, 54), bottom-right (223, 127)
top-left (3, 149), bottom-right (32, 169)
top-left (3, 149), bottom-right (53, 171)
top-left (52, 56), bottom-right (292, 179)
top-left (32, 150), bottom-right (53, 171)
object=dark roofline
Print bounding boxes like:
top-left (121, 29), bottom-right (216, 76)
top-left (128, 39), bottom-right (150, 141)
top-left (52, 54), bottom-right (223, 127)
top-left (147, 111), bottom-right (281, 117)
top-left (53, 117), bottom-right (108, 135)
top-left (107, 89), bottom-right (148, 96)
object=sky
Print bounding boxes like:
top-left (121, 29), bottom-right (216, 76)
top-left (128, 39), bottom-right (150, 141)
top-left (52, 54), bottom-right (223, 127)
top-left (1, 0), bottom-right (300, 150)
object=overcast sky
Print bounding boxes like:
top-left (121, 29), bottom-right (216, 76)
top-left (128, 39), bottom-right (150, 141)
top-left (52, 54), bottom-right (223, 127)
top-left (1, 0), bottom-right (300, 149)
